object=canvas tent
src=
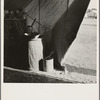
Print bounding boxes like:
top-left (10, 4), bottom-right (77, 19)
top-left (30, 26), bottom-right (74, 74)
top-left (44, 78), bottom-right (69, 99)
top-left (4, 0), bottom-right (90, 70)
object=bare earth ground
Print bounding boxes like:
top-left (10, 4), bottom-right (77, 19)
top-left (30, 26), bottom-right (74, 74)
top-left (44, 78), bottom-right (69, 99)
top-left (55, 18), bottom-right (97, 83)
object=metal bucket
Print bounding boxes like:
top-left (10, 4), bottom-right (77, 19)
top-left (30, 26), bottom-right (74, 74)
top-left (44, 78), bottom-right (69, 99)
top-left (44, 58), bottom-right (54, 73)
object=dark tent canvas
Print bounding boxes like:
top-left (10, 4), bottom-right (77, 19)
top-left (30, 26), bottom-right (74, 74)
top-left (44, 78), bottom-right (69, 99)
top-left (4, 0), bottom-right (32, 10)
